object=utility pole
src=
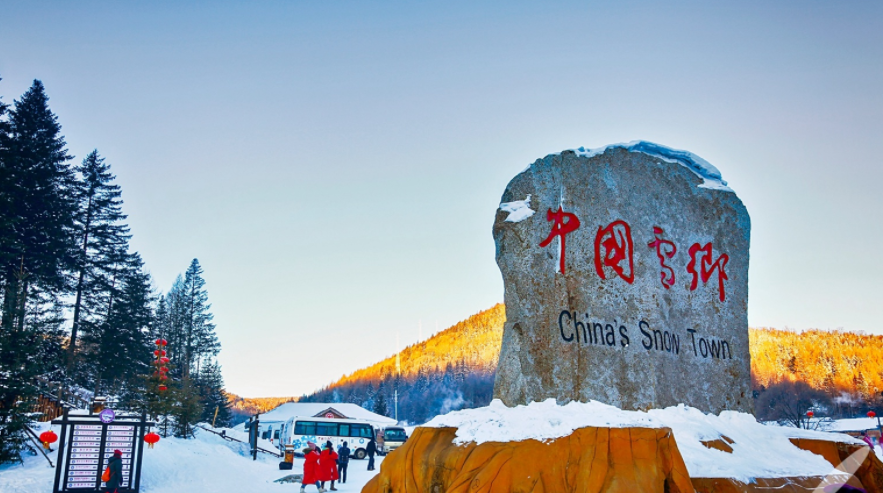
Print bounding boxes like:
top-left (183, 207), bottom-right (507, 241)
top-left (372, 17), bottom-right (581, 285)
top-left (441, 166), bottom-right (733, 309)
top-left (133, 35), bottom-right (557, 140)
top-left (395, 332), bottom-right (400, 422)
top-left (249, 413), bottom-right (260, 461)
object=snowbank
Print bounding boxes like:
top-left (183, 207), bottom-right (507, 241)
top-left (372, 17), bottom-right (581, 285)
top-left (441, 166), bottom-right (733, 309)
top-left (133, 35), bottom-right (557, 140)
top-left (499, 195), bottom-right (535, 223)
top-left (423, 399), bottom-right (861, 482)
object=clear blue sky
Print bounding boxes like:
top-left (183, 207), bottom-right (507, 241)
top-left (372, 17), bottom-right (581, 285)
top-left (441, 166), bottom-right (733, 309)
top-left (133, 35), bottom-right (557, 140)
top-left (1, 1), bottom-right (881, 397)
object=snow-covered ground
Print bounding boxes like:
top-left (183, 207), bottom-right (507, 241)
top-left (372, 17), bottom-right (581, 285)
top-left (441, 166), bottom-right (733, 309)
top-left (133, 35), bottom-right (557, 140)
top-left (0, 422), bottom-right (383, 493)
top-left (6, 402), bottom-right (882, 491)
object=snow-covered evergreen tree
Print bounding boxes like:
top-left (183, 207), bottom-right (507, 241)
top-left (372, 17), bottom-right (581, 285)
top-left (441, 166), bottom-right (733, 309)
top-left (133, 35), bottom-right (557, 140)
top-left (0, 79), bottom-right (76, 464)
top-left (68, 150), bottom-right (131, 371)
top-left (197, 360), bottom-right (232, 427)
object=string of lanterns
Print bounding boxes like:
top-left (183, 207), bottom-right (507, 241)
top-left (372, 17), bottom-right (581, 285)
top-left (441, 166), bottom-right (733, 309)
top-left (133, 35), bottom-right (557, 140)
top-left (145, 338), bottom-right (169, 449)
top-left (153, 338), bottom-right (169, 391)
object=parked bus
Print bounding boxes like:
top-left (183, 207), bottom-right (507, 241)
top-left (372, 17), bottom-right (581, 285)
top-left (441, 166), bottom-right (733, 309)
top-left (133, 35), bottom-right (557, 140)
top-left (280, 416), bottom-right (375, 459)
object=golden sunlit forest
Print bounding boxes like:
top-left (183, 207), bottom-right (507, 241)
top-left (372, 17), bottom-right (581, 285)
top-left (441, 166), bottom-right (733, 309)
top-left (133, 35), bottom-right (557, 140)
top-left (337, 304), bottom-right (506, 384)
top-left (290, 305), bottom-right (883, 424)
top-left (751, 327), bottom-right (883, 394)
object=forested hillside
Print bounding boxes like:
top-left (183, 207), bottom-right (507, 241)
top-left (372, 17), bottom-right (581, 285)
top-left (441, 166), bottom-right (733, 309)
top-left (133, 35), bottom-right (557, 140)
top-left (299, 305), bottom-right (883, 424)
top-left (750, 327), bottom-right (883, 420)
top-left (227, 394), bottom-right (298, 424)
top-left (750, 328), bottom-right (883, 393)
top-left (300, 305), bottom-right (504, 424)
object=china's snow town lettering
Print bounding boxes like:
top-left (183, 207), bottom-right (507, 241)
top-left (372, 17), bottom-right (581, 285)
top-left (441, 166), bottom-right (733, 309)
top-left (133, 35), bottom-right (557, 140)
top-left (555, 312), bottom-right (733, 360)
top-left (492, 141), bottom-right (752, 414)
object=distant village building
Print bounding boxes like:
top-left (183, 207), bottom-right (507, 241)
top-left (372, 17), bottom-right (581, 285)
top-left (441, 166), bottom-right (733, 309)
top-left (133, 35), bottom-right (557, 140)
top-left (236, 402), bottom-right (396, 442)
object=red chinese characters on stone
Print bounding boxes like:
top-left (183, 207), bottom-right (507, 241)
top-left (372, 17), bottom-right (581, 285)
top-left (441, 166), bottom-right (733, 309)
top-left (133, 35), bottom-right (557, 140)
top-left (539, 207), bottom-right (581, 274)
top-left (687, 242), bottom-right (729, 301)
top-left (647, 226), bottom-right (677, 289)
top-left (594, 220), bottom-right (634, 284)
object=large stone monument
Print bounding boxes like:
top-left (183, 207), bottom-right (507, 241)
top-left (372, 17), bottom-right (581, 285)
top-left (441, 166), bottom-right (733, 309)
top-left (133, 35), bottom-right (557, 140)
top-left (492, 141), bottom-right (752, 414)
top-left (364, 142), bottom-right (883, 493)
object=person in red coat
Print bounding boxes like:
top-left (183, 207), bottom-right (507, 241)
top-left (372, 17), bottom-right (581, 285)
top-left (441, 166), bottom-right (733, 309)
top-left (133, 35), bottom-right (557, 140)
top-left (318, 441), bottom-right (340, 491)
top-left (301, 447), bottom-right (322, 493)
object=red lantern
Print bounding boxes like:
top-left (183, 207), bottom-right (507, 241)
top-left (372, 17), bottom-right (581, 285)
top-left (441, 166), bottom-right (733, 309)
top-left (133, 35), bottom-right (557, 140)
top-left (153, 349), bottom-right (166, 357)
top-left (158, 384), bottom-right (168, 391)
top-left (159, 374), bottom-right (168, 381)
top-left (160, 357), bottom-right (170, 364)
top-left (160, 367), bottom-right (169, 373)
top-left (807, 410), bottom-right (814, 418)
top-left (39, 430), bottom-right (57, 449)
top-left (144, 432), bottom-right (160, 449)
top-left (869, 411), bottom-right (876, 418)
top-left (155, 338), bottom-right (168, 346)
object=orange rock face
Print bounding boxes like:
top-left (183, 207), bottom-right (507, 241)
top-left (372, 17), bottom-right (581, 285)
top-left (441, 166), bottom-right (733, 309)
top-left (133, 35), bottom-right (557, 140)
top-left (690, 438), bottom-right (883, 493)
top-left (700, 436), bottom-right (734, 454)
top-left (364, 427), bottom-right (883, 493)
top-left (362, 426), bottom-right (694, 493)
top-left (789, 438), bottom-right (883, 493)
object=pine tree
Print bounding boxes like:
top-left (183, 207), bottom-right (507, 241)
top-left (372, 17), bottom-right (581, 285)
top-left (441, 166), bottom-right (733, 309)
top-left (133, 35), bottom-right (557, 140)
top-left (0, 76), bottom-right (12, 250)
top-left (153, 261), bottom-right (222, 438)
top-left (373, 392), bottom-right (389, 417)
top-left (197, 360), bottom-right (232, 428)
top-left (0, 80), bottom-right (76, 464)
top-left (162, 276), bottom-right (186, 379)
top-left (68, 150), bottom-right (131, 370)
top-left (0, 80), bottom-right (75, 304)
top-left (181, 259), bottom-right (218, 378)
top-left (81, 251), bottom-right (154, 396)
top-left (171, 377), bottom-right (202, 438)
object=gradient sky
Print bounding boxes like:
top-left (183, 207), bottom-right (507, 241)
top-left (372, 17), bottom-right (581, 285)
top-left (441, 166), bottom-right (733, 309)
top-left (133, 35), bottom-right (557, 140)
top-left (1, 1), bottom-right (881, 397)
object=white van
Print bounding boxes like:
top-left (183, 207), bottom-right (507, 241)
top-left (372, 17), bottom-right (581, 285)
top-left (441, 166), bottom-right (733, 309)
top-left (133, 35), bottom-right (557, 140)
top-left (379, 427), bottom-right (408, 455)
top-left (280, 416), bottom-right (375, 459)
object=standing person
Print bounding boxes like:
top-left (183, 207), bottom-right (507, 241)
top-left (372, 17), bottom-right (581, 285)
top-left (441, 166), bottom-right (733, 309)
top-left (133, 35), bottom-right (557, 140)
top-left (104, 450), bottom-right (123, 493)
top-left (862, 431), bottom-right (875, 450)
top-left (366, 436), bottom-right (377, 471)
top-left (318, 441), bottom-right (339, 491)
top-left (337, 441), bottom-right (351, 484)
top-left (301, 446), bottom-right (322, 493)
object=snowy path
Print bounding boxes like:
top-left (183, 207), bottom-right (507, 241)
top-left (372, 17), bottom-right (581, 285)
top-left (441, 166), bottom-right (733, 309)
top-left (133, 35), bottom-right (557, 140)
top-left (0, 423), bottom-right (382, 493)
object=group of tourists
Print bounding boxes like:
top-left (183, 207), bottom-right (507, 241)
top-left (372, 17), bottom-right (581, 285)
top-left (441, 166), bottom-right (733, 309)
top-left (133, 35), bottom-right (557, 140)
top-left (301, 438), bottom-right (376, 492)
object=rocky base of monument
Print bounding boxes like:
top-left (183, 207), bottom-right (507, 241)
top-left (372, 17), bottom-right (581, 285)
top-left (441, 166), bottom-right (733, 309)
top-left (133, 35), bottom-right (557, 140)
top-left (362, 400), bottom-right (883, 493)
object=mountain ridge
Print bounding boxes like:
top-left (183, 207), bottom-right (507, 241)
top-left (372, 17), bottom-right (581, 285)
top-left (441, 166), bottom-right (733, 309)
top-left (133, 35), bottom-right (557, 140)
top-left (291, 304), bottom-right (883, 424)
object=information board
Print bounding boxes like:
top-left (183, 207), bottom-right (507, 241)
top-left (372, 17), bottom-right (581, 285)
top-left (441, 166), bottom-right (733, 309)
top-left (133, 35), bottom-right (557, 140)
top-left (101, 425), bottom-right (136, 489)
top-left (66, 424), bottom-right (102, 488)
top-left (52, 411), bottom-right (153, 493)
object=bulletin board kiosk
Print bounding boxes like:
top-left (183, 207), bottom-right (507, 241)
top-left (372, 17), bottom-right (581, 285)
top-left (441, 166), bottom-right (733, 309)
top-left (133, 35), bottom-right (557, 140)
top-left (51, 409), bottom-right (154, 493)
